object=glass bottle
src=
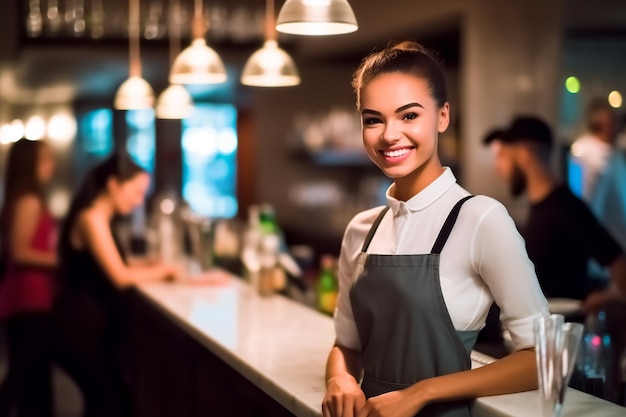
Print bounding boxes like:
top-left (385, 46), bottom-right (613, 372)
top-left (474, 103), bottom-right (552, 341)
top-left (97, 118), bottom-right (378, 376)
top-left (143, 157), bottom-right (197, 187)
top-left (580, 311), bottom-right (613, 400)
top-left (316, 255), bottom-right (338, 315)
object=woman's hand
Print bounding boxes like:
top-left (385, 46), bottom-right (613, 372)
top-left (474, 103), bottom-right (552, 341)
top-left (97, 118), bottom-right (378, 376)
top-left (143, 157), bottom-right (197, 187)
top-left (356, 389), bottom-right (423, 417)
top-left (163, 264), bottom-right (185, 282)
top-left (322, 374), bottom-right (366, 417)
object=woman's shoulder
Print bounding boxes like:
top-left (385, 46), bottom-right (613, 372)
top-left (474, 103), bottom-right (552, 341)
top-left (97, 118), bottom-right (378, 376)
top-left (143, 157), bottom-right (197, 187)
top-left (347, 205), bottom-right (388, 230)
top-left (465, 194), bottom-right (506, 211)
top-left (457, 192), bottom-right (511, 225)
top-left (14, 193), bottom-right (43, 210)
top-left (75, 207), bottom-right (111, 236)
top-left (342, 205), bottom-right (388, 246)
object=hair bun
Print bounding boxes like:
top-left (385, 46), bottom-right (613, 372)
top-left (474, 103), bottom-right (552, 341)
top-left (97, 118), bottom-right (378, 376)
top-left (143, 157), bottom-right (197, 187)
top-left (391, 40), bottom-right (439, 61)
top-left (392, 40), bottom-right (426, 53)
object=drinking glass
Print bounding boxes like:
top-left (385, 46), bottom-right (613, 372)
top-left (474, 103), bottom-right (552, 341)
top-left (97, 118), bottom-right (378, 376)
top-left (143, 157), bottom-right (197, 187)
top-left (561, 323), bottom-right (584, 391)
top-left (534, 315), bottom-right (584, 417)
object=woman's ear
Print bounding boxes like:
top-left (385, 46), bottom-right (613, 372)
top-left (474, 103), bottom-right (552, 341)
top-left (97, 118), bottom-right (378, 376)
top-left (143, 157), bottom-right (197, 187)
top-left (106, 176), bottom-right (118, 195)
top-left (438, 102), bottom-right (450, 133)
top-left (516, 144), bottom-right (533, 167)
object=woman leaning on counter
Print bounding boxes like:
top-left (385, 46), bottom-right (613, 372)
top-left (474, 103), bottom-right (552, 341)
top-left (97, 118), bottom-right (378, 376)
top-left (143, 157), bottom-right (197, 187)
top-left (54, 153), bottom-right (179, 417)
top-left (322, 42), bottom-right (550, 417)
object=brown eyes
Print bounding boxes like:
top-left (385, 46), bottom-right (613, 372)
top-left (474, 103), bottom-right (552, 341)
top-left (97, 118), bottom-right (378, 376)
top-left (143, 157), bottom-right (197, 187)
top-left (363, 113), bottom-right (418, 125)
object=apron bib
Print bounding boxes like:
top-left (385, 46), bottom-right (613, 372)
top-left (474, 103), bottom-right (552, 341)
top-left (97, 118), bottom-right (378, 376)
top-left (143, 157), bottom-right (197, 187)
top-left (350, 196), bottom-right (478, 417)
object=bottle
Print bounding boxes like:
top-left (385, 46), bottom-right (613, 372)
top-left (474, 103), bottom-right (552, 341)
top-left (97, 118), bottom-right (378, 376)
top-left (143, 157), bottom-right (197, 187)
top-left (316, 255), bottom-right (338, 315)
top-left (242, 205), bottom-right (262, 288)
top-left (258, 234), bottom-right (286, 296)
top-left (581, 311), bottom-right (613, 399)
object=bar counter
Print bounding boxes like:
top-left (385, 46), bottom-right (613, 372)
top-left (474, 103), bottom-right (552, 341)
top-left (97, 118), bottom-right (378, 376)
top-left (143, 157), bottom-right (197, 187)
top-left (129, 273), bottom-right (625, 417)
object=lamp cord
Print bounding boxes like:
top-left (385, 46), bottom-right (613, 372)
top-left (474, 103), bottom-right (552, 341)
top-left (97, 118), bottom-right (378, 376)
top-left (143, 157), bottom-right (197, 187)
top-left (129, 0), bottom-right (141, 77)
top-left (192, 0), bottom-right (206, 40)
top-left (265, 0), bottom-right (276, 41)
top-left (169, 0), bottom-right (181, 64)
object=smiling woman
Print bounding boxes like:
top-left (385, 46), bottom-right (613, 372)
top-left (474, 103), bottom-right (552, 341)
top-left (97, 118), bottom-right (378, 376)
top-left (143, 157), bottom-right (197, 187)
top-left (322, 41), bottom-right (550, 417)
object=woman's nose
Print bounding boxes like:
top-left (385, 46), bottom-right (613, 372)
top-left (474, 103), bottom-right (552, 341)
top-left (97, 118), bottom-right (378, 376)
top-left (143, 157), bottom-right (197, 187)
top-left (380, 123), bottom-right (402, 144)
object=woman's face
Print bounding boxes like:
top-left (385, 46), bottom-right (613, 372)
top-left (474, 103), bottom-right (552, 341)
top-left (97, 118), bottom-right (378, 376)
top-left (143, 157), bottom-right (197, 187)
top-left (108, 172), bottom-right (151, 215)
top-left (37, 144), bottom-right (56, 185)
top-left (360, 72), bottom-right (449, 180)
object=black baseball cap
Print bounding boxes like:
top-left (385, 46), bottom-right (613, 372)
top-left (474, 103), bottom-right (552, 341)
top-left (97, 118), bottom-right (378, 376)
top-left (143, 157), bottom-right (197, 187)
top-left (482, 116), bottom-right (553, 147)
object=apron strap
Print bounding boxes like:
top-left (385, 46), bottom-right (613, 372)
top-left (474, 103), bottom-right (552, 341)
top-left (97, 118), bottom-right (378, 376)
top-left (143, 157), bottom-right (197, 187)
top-left (431, 195), bottom-right (475, 254)
top-left (361, 206), bottom-right (390, 252)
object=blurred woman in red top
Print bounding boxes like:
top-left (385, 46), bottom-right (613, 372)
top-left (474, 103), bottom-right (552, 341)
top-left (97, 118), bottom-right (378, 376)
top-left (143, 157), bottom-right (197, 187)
top-left (0, 138), bottom-right (57, 417)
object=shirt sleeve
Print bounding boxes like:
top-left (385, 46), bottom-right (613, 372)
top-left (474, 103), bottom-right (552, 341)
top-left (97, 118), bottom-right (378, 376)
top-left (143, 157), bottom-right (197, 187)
top-left (472, 200), bottom-right (549, 350)
top-left (566, 193), bottom-right (623, 267)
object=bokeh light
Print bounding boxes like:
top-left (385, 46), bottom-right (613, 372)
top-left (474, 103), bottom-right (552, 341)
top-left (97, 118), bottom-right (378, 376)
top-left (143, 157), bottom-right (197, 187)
top-left (25, 116), bottom-right (46, 140)
top-left (47, 112), bottom-right (77, 143)
top-left (565, 76), bottom-right (580, 94)
top-left (608, 90), bottom-right (622, 108)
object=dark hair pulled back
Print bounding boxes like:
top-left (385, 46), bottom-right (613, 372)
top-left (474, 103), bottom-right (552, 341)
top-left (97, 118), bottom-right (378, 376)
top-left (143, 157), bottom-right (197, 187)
top-left (58, 152), bottom-right (146, 260)
top-left (352, 41), bottom-right (448, 110)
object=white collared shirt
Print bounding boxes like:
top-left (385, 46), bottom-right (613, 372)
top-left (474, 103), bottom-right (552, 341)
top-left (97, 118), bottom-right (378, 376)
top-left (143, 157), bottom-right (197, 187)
top-left (334, 168), bottom-right (549, 351)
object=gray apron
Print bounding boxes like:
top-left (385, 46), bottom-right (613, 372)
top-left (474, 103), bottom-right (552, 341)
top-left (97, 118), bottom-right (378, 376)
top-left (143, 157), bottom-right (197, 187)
top-left (350, 196), bottom-right (478, 417)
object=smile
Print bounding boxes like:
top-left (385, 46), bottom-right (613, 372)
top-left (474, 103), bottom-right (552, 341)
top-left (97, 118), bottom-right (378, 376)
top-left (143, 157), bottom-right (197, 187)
top-left (378, 147), bottom-right (415, 163)
top-left (382, 148), bottom-right (412, 158)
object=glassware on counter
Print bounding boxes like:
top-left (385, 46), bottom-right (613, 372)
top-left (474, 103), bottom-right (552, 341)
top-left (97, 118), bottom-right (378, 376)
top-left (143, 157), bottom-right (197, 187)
top-left (534, 314), bottom-right (584, 417)
top-left (578, 310), bottom-right (615, 401)
top-left (241, 204), bottom-right (301, 297)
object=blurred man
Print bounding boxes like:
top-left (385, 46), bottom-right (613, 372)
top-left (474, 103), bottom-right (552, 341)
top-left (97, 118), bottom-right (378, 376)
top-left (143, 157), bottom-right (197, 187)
top-left (484, 116), bottom-right (626, 311)
top-left (570, 99), bottom-right (620, 202)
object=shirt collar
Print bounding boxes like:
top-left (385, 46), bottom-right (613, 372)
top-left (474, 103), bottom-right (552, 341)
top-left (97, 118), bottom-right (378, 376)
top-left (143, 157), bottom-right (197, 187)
top-left (386, 167), bottom-right (457, 215)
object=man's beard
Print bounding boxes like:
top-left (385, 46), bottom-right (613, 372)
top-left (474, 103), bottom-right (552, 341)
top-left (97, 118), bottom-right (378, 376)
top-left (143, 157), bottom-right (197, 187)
top-left (510, 164), bottom-right (527, 197)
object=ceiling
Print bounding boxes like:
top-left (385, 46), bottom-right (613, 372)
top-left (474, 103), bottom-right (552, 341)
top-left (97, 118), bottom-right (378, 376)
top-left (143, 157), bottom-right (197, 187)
top-left (1, 0), bottom-right (625, 106)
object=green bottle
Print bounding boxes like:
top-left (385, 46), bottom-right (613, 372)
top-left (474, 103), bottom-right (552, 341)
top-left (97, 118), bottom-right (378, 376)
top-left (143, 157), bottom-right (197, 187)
top-left (316, 255), bottom-right (338, 315)
top-left (259, 204), bottom-right (279, 235)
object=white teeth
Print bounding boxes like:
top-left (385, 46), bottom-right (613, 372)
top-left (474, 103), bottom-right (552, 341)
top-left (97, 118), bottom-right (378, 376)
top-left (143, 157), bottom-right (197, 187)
top-left (383, 148), bottom-right (411, 158)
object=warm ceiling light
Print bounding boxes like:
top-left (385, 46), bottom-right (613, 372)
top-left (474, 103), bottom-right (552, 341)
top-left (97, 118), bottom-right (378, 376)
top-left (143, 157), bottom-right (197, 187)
top-left (276, 0), bottom-right (358, 36)
top-left (25, 115), bottom-right (46, 140)
top-left (158, 0), bottom-right (193, 119)
top-left (47, 111), bottom-right (77, 143)
top-left (241, 40), bottom-right (300, 87)
top-left (114, 0), bottom-right (154, 110)
top-left (608, 90), bottom-right (622, 109)
top-left (242, 0), bottom-right (300, 87)
top-left (170, 0), bottom-right (227, 84)
top-left (156, 85), bottom-right (193, 119)
top-left (115, 76), bottom-right (155, 110)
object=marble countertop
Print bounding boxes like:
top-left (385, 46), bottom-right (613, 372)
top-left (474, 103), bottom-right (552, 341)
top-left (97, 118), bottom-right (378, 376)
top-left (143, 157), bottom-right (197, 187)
top-left (136, 275), bottom-right (625, 417)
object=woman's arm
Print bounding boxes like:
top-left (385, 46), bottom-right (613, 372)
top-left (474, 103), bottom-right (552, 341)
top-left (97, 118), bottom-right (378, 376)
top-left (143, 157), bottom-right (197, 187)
top-left (78, 210), bottom-right (176, 287)
top-left (323, 345), bottom-right (366, 417)
top-left (357, 349), bottom-right (536, 417)
top-left (11, 195), bottom-right (57, 268)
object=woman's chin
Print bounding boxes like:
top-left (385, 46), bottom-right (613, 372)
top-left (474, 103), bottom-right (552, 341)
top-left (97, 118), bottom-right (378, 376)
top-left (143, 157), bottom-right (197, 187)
top-left (377, 164), bottom-right (416, 179)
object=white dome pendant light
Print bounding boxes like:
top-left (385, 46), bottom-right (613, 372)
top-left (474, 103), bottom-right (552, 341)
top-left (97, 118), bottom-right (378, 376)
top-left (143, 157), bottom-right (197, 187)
top-left (169, 0), bottom-right (227, 85)
top-left (276, 0), bottom-right (358, 36)
top-left (241, 0), bottom-right (300, 87)
top-left (114, 0), bottom-right (155, 110)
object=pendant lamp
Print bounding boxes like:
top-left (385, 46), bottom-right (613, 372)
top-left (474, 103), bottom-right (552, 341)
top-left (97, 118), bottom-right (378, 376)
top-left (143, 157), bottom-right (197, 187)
top-left (276, 0), bottom-right (358, 36)
top-left (114, 0), bottom-right (155, 110)
top-left (156, 0), bottom-right (193, 119)
top-left (169, 0), bottom-right (227, 84)
top-left (241, 0), bottom-right (300, 87)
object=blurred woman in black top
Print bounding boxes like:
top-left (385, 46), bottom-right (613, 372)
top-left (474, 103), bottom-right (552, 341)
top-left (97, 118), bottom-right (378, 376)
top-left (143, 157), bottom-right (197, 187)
top-left (55, 153), bottom-right (179, 417)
